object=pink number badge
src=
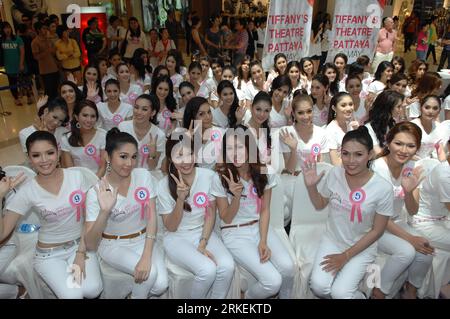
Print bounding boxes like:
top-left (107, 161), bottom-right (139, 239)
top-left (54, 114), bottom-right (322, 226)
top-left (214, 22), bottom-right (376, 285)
top-left (248, 185), bottom-right (261, 214)
top-left (193, 192), bottom-right (210, 220)
top-left (140, 144), bottom-right (150, 167)
top-left (69, 190), bottom-right (85, 222)
top-left (112, 114), bottom-right (123, 126)
top-left (128, 92), bottom-right (138, 105)
top-left (134, 187), bottom-right (151, 220)
top-left (210, 129), bottom-right (222, 159)
top-left (163, 109), bottom-right (172, 129)
top-left (349, 189), bottom-right (366, 223)
top-left (402, 167), bottom-right (413, 178)
top-left (310, 144), bottom-right (321, 161)
top-left (84, 144), bottom-right (101, 166)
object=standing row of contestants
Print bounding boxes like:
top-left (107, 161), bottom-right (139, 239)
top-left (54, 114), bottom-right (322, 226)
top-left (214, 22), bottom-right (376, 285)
top-left (1, 49), bottom-right (449, 299)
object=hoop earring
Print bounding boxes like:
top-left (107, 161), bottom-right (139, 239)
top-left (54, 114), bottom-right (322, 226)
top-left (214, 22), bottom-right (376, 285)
top-left (76, 122), bottom-right (81, 129)
top-left (106, 161), bottom-right (111, 172)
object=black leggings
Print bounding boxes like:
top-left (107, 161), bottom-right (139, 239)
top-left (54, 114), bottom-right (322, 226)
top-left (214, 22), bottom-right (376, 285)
top-left (6, 74), bottom-right (19, 99)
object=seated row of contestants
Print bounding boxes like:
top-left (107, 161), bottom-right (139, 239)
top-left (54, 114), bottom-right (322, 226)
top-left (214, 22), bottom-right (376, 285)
top-left (1, 120), bottom-right (449, 299)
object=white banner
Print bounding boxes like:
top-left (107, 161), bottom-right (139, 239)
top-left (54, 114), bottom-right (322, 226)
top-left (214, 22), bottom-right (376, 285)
top-left (327, 0), bottom-right (386, 64)
top-left (262, 0), bottom-right (314, 71)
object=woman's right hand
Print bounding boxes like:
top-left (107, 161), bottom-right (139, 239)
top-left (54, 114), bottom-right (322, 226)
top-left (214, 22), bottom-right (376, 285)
top-left (95, 178), bottom-right (118, 214)
top-left (0, 172), bottom-right (25, 199)
top-left (36, 95), bottom-right (49, 110)
top-left (301, 159), bottom-right (325, 187)
top-left (222, 169), bottom-right (244, 197)
top-left (410, 236), bottom-right (434, 255)
top-left (170, 170), bottom-right (190, 200)
top-left (280, 128), bottom-right (298, 151)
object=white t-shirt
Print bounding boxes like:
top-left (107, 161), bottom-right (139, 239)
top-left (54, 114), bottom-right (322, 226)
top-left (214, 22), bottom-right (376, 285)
top-left (353, 98), bottom-right (368, 125)
top-left (5, 169), bottom-right (91, 244)
top-left (97, 102), bottom-right (133, 131)
top-left (269, 100), bottom-right (290, 129)
top-left (414, 162), bottom-right (450, 220)
top-left (60, 129), bottom-right (107, 173)
top-left (244, 81), bottom-right (262, 102)
top-left (365, 122), bottom-right (380, 147)
top-left (118, 120), bottom-right (165, 170)
top-left (132, 74), bottom-right (152, 93)
top-left (406, 101), bottom-right (420, 119)
top-left (157, 167), bottom-right (217, 232)
top-left (318, 166), bottom-right (394, 250)
top-left (372, 158), bottom-right (415, 221)
top-left (279, 125), bottom-right (329, 171)
top-left (312, 104), bottom-right (329, 128)
top-left (19, 125), bottom-right (67, 153)
top-left (212, 107), bottom-right (229, 129)
top-left (120, 84), bottom-right (143, 106)
top-left (233, 78), bottom-right (249, 102)
top-left (211, 173), bottom-right (277, 226)
top-left (86, 168), bottom-right (157, 236)
top-left (411, 118), bottom-right (442, 159)
top-left (196, 126), bottom-right (226, 170)
top-left (367, 80), bottom-right (385, 95)
top-left (325, 120), bottom-right (347, 153)
top-left (196, 81), bottom-right (211, 99)
top-left (156, 107), bottom-right (176, 135)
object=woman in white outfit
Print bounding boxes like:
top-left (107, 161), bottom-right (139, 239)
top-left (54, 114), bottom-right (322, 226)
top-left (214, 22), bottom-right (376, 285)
top-left (213, 125), bottom-right (296, 298)
top-left (0, 170), bottom-right (25, 298)
top-left (410, 138), bottom-right (450, 296)
top-left (157, 137), bottom-right (235, 299)
top-left (410, 96), bottom-right (446, 160)
top-left (152, 75), bottom-right (179, 136)
top-left (60, 100), bottom-right (107, 178)
top-left (325, 93), bottom-right (359, 166)
top-left (311, 74), bottom-right (331, 128)
top-left (371, 122), bottom-right (433, 299)
top-left (279, 93), bottom-right (329, 226)
top-left (97, 79), bottom-right (133, 131)
top-left (304, 126), bottom-right (394, 299)
top-left (85, 129), bottom-right (167, 298)
top-left (117, 63), bottom-right (144, 106)
top-left (211, 80), bottom-right (248, 129)
top-left (2, 131), bottom-right (103, 299)
top-left (269, 75), bottom-right (292, 130)
top-left (119, 94), bottom-right (166, 173)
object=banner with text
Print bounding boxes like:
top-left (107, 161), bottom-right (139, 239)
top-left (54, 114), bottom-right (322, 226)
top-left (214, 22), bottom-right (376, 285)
top-left (327, 0), bottom-right (386, 63)
top-left (262, 0), bottom-right (314, 71)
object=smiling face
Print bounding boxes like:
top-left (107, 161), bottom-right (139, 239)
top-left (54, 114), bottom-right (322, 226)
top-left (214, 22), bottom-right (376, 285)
top-left (390, 79), bottom-right (408, 95)
top-left (43, 108), bottom-right (66, 131)
top-left (420, 97), bottom-right (440, 121)
top-left (310, 80), bottom-right (326, 100)
top-left (133, 97), bottom-right (154, 124)
top-left (302, 60), bottom-right (314, 76)
top-left (225, 134), bottom-right (247, 167)
top-left (391, 99), bottom-right (403, 121)
top-left (251, 64), bottom-right (264, 83)
top-left (382, 67), bottom-right (394, 82)
top-left (251, 100), bottom-right (271, 125)
top-left (105, 83), bottom-right (120, 103)
top-left (387, 132), bottom-right (418, 165)
top-left (288, 66), bottom-right (300, 83)
top-left (221, 69), bottom-right (234, 82)
top-left (211, 63), bottom-right (223, 79)
top-left (346, 78), bottom-right (362, 99)
top-left (333, 95), bottom-right (354, 122)
top-left (156, 81), bottom-right (170, 101)
top-left (28, 140), bottom-right (59, 176)
top-left (220, 87), bottom-right (235, 107)
top-left (109, 143), bottom-right (138, 178)
top-left (22, 0), bottom-right (42, 13)
top-left (166, 56), bottom-right (177, 72)
top-left (324, 67), bottom-right (337, 83)
top-left (341, 140), bottom-right (373, 176)
top-left (195, 103), bottom-right (212, 130)
top-left (393, 60), bottom-right (403, 73)
top-left (293, 100), bottom-right (313, 126)
top-left (334, 57), bottom-right (346, 73)
top-left (75, 106), bottom-right (98, 130)
top-left (85, 67), bottom-right (98, 83)
top-left (180, 86), bottom-right (195, 106)
top-left (189, 67), bottom-right (202, 83)
top-left (275, 57), bottom-right (287, 74)
top-left (60, 85), bottom-right (76, 104)
top-left (171, 143), bottom-right (195, 175)
top-left (117, 65), bottom-right (130, 82)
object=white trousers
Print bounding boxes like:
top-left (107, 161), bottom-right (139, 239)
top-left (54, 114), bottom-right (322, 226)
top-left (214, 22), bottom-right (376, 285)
top-left (378, 223), bottom-right (433, 295)
top-left (163, 228), bottom-right (235, 299)
top-left (221, 223), bottom-right (296, 299)
top-left (310, 235), bottom-right (375, 299)
top-left (33, 240), bottom-right (103, 299)
top-left (372, 51), bottom-right (394, 74)
top-left (98, 233), bottom-right (165, 299)
top-left (0, 237), bottom-right (19, 299)
top-left (281, 174), bottom-right (296, 227)
top-left (411, 220), bottom-right (450, 252)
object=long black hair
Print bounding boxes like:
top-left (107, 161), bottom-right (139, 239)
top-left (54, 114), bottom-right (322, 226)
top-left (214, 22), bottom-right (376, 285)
top-left (151, 75), bottom-right (177, 112)
top-left (217, 80), bottom-right (240, 128)
top-left (82, 63), bottom-right (104, 102)
top-left (68, 100), bottom-right (99, 147)
top-left (105, 127), bottom-right (138, 157)
top-left (365, 90), bottom-right (404, 147)
top-left (251, 91), bottom-right (272, 149)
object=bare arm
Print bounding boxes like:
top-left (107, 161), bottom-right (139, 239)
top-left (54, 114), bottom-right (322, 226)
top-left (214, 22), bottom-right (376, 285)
top-left (258, 188), bottom-right (271, 244)
top-left (61, 151), bottom-right (75, 168)
top-left (329, 149), bottom-right (342, 166)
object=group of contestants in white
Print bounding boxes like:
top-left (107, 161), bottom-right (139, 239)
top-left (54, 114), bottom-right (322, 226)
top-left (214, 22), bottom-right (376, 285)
top-left (0, 49), bottom-right (449, 299)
